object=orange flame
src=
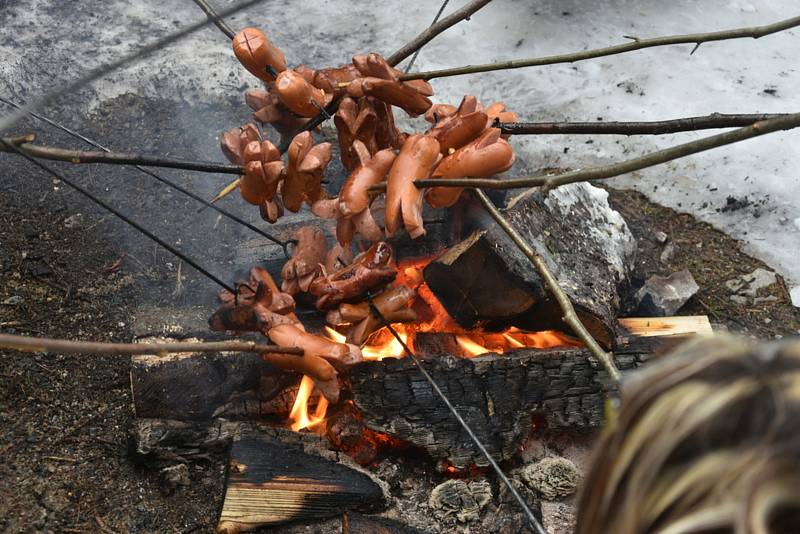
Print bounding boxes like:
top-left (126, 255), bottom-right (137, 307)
top-left (291, 255), bottom-right (584, 433)
top-left (289, 375), bottom-right (328, 432)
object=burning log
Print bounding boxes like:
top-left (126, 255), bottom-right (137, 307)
top-left (424, 183), bottom-right (637, 348)
top-left (346, 323), bottom-right (703, 469)
top-left (130, 342), bottom-right (296, 421)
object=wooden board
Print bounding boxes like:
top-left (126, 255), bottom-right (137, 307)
top-left (217, 431), bottom-right (385, 534)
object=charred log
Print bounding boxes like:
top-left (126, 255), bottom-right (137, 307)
top-left (347, 337), bottom-right (657, 469)
top-left (424, 183), bottom-right (637, 348)
top-left (130, 346), bottom-right (302, 420)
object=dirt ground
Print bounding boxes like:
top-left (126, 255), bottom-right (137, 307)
top-left (1, 97), bottom-right (798, 533)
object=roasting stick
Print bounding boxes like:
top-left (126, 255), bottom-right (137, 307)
top-left (399, 14), bottom-right (800, 81)
top-left (411, 112), bottom-right (800, 192)
top-left (191, 0), bottom-right (236, 40)
top-left (0, 0), bottom-right (267, 133)
top-left (0, 136), bottom-right (242, 174)
top-left (364, 111), bottom-right (800, 196)
top-left (497, 113), bottom-right (790, 136)
top-left (0, 333), bottom-right (303, 357)
top-left (473, 189), bottom-right (621, 382)
top-left (402, 0), bottom-right (451, 73)
top-left (210, 0), bottom-right (494, 201)
top-left (365, 297), bottom-right (547, 534)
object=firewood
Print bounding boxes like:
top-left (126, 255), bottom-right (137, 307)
top-left (424, 183), bottom-right (637, 348)
top-left (217, 431), bottom-right (386, 533)
top-left (347, 318), bottom-right (711, 468)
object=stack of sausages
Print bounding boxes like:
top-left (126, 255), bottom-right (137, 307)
top-left (223, 27), bottom-right (519, 240)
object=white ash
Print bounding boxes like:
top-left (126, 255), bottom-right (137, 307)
top-left (521, 456), bottom-right (581, 500)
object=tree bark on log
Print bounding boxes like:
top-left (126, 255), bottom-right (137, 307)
top-left (347, 334), bottom-right (667, 469)
top-left (424, 183), bottom-right (637, 348)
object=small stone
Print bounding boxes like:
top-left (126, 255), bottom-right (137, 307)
top-left (730, 295), bottom-right (748, 305)
top-left (2, 295), bottom-right (23, 305)
top-left (159, 464), bottom-right (190, 495)
top-left (653, 231), bottom-right (668, 244)
top-left (63, 213), bottom-right (83, 229)
top-left (429, 479), bottom-right (492, 522)
top-left (521, 456), bottom-right (581, 500)
top-left (791, 286), bottom-right (800, 308)
top-left (725, 268), bottom-right (777, 297)
top-left (659, 242), bottom-right (675, 264)
top-left (635, 269), bottom-right (699, 317)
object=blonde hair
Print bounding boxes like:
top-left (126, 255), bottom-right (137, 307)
top-left (576, 336), bottom-right (800, 534)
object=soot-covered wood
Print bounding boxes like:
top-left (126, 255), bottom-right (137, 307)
top-left (130, 346), bottom-right (302, 420)
top-left (424, 183), bottom-right (637, 348)
top-left (347, 340), bottom-right (649, 469)
top-left (217, 431), bottom-right (385, 533)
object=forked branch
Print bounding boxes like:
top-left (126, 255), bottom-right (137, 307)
top-left (400, 15), bottom-right (800, 81)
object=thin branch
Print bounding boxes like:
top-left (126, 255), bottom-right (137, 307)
top-left (0, 0), bottom-right (266, 132)
top-left (473, 189), bottom-right (621, 382)
top-left (0, 138), bottom-right (243, 174)
top-left (191, 0), bottom-right (236, 40)
top-left (400, 15), bottom-right (800, 81)
top-left (0, 333), bottom-right (303, 356)
top-left (498, 113), bottom-right (790, 136)
top-left (387, 0), bottom-right (493, 66)
top-left (365, 111), bottom-right (800, 193)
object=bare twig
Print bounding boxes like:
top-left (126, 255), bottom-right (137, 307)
top-left (365, 111), bottom-right (800, 193)
top-left (0, 0), bottom-right (266, 132)
top-left (498, 113), bottom-right (790, 136)
top-left (0, 138), bottom-right (243, 174)
top-left (0, 332), bottom-right (304, 356)
top-left (387, 0), bottom-right (493, 66)
top-left (400, 15), bottom-right (800, 81)
top-left (191, 0), bottom-right (236, 40)
top-left (473, 189), bottom-right (620, 382)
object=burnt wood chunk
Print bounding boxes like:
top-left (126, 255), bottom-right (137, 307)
top-left (424, 183), bottom-right (637, 348)
top-left (217, 431), bottom-right (386, 533)
top-left (130, 343), bottom-right (301, 421)
top-left (348, 341), bottom-right (649, 469)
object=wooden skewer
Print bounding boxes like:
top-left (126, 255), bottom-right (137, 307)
top-left (0, 333), bottom-right (303, 356)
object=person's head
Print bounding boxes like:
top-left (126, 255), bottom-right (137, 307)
top-left (576, 335), bottom-right (800, 534)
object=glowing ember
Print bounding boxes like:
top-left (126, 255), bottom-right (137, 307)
top-left (289, 375), bottom-right (328, 432)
